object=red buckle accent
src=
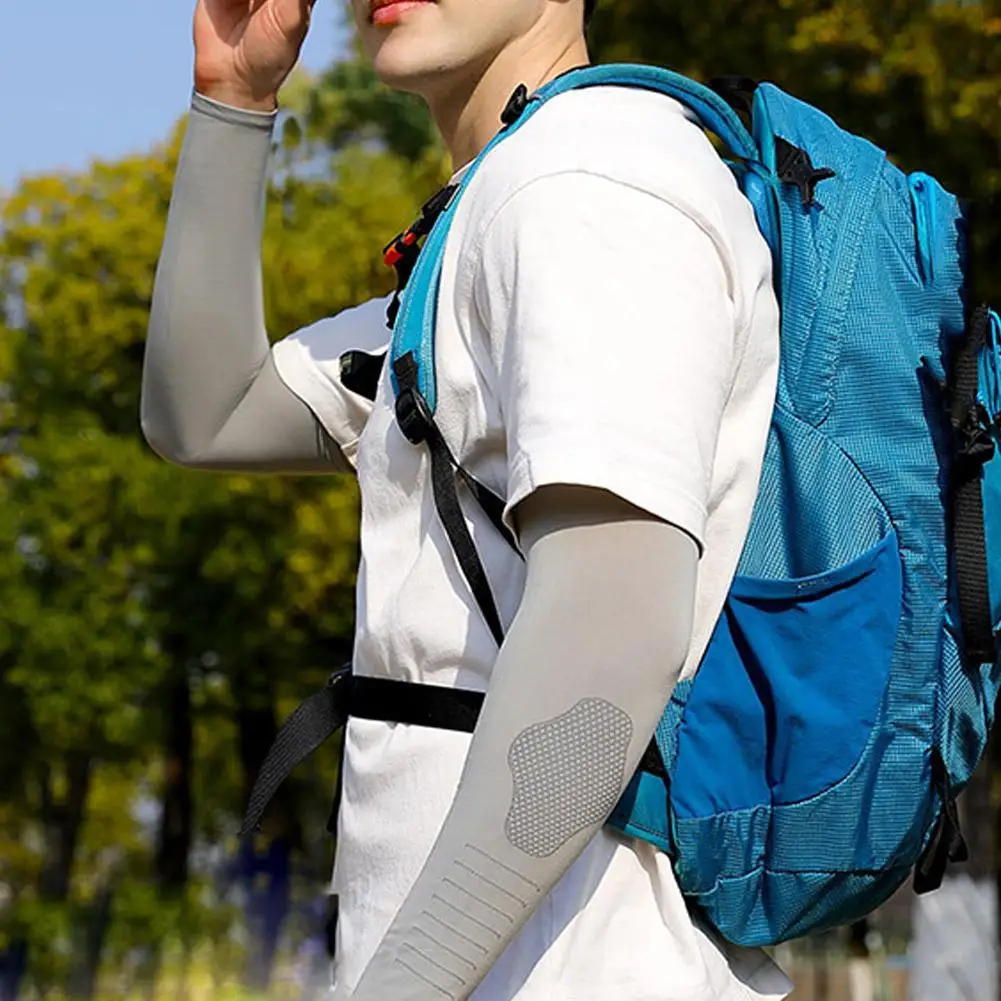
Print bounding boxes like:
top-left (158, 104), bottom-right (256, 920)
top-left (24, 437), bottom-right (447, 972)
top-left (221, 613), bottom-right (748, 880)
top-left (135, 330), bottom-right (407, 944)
top-left (384, 230), bottom-right (419, 268)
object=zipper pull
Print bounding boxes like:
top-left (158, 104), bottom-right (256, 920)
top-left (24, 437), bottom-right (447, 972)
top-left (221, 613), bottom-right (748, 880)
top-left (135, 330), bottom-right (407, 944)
top-left (908, 173), bottom-right (939, 284)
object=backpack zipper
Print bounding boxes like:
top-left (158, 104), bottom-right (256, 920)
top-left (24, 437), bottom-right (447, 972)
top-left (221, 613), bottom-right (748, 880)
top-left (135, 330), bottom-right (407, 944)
top-left (908, 172), bottom-right (939, 284)
top-left (981, 309), bottom-right (1001, 427)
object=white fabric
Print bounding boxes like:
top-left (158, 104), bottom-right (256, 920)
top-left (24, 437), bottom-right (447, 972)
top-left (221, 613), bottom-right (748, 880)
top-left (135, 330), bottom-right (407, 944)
top-left (273, 85), bottom-right (789, 1001)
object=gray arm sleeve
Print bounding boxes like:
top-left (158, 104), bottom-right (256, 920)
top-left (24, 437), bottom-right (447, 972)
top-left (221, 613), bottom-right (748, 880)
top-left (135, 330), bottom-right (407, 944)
top-left (141, 93), bottom-right (348, 473)
top-left (349, 486), bottom-right (698, 1001)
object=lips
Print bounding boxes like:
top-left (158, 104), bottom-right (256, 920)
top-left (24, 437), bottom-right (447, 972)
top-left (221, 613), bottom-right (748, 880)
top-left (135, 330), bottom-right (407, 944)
top-left (369, 0), bottom-right (434, 23)
top-left (369, 0), bottom-right (431, 13)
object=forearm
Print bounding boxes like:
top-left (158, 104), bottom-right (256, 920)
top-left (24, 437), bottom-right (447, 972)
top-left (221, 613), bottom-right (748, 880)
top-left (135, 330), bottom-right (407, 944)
top-left (141, 93), bottom-right (345, 472)
top-left (350, 489), bottom-right (698, 1000)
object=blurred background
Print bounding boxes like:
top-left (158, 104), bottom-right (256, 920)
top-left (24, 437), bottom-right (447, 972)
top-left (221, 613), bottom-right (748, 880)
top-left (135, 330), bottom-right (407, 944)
top-left (0, 1), bottom-right (998, 999)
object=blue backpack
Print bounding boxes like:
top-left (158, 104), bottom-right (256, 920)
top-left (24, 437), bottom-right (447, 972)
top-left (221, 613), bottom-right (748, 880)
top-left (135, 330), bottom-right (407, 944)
top-left (244, 64), bottom-right (1001, 950)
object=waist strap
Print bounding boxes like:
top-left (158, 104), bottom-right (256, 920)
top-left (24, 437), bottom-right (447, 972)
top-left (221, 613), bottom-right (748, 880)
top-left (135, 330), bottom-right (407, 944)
top-left (241, 668), bottom-right (665, 836)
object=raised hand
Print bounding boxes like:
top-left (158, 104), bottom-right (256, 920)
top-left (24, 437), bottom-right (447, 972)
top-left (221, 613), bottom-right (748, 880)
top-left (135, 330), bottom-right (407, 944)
top-left (193, 0), bottom-right (317, 111)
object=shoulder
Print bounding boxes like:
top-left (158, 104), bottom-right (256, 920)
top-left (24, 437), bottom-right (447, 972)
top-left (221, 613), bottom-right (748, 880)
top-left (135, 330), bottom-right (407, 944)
top-left (452, 85), bottom-right (771, 321)
top-left (452, 86), bottom-right (773, 338)
top-left (460, 85), bottom-right (750, 248)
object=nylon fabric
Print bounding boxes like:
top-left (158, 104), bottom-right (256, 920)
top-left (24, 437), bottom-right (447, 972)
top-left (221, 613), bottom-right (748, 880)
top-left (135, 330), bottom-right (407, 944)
top-left (672, 531), bottom-right (901, 819)
top-left (979, 309), bottom-right (1001, 632)
top-left (735, 408), bottom-right (892, 580)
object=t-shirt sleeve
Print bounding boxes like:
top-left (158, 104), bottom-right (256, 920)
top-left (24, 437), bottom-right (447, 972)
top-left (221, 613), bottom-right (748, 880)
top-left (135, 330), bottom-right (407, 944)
top-left (271, 295), bottom-right (392, 464)
top-left (473, 171), bottom-right (743, 553)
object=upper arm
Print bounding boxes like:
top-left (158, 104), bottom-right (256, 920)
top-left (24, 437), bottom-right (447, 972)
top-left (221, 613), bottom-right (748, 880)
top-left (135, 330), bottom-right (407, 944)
top-left (512, 485), bottom-right (700, 667)
top-left (180, 353), bottom-right (347, 474)
top-left (270, 296), bottom-right (393, 464)
top-left (151, 295), bottom-right (393, 474)
top-left (475, 171), bottom-right (742, 554)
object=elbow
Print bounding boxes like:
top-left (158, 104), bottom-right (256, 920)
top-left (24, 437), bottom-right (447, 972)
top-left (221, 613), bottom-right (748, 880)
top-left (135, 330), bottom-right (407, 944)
top-left (139, 396), bottom-right (202, 469)
top-left (139, 343), bottom-right (187, 466)
top-left (140, 412), bottom-right (188, 468)
top-left (139, 359), bottom-right (212, 469)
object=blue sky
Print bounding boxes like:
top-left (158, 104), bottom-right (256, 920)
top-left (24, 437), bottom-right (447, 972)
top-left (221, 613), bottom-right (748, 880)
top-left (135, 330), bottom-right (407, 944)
top-left (0, 1), bottom-right (351, 194)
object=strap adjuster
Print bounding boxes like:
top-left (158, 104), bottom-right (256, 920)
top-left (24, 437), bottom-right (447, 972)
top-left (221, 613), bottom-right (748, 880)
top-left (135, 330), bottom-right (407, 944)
top-left (501, 84), bottom-right (530, 126)
top-left (395, 387), bottom-right (432, 445)
top-left (955, 403), bottom-right (995, 470)
top-left (383, 230), bottom-right (420, 269)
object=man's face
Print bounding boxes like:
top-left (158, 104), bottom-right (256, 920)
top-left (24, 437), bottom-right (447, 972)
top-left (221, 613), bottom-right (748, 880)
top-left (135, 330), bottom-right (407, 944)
top-left (352, 0), bottom-right (551, 98)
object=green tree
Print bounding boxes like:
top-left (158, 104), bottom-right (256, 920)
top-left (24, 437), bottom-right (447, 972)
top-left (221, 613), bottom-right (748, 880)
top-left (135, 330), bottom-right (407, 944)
top-left (589, 0), bottom-right (1001, 300)
top-left (0, 84), bottom-right (430, 995)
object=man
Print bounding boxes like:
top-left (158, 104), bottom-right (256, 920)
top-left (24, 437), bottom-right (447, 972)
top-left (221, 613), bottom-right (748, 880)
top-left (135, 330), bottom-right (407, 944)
top-left (141, 0), bottom-right (792, 998)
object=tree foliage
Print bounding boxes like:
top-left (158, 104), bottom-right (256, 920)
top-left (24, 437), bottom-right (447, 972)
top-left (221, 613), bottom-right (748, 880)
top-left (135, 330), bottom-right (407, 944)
top-left (589, 0), bottom-right (1000, 299)
top-left (0, 70), bottom-right (428, 996)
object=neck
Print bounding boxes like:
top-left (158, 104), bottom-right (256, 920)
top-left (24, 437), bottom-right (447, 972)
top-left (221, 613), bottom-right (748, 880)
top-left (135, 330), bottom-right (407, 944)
top-left (428, 33), bottom-right (591, 171)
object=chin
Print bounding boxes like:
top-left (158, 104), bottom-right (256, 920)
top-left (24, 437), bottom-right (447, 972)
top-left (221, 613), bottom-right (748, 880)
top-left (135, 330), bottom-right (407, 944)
top-left (369, 40), bottom-right (465, 98)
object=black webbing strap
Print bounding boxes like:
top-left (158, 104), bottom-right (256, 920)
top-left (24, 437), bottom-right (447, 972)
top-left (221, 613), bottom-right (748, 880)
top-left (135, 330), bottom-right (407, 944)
top-left (948, 302), bottom-right (996, 665)
top-left (428, 427), bottom-right (506, 645)
top-left (357, 677), bottom-right (665, 781)
top-left (913, 748), bottom-right (970, 894)
top-left (461, 469), bottom-right (511, 548)
top-left (242, 671), bottom-right (490, 835)
top-left (241, 667), bottom-right (353, 836)
top-left (242, 668), bottom-right (668, 834)
top-left (337, 349), bottom-right (511, 550)
top-left (394, 352), bottom-right (515, 647)
top-left (352, 675), bottom-right (483, 731)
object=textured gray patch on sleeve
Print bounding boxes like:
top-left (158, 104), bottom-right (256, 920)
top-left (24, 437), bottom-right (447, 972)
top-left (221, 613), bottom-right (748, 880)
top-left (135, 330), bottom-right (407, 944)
top-left (505, 699), bottom-right (633, 857)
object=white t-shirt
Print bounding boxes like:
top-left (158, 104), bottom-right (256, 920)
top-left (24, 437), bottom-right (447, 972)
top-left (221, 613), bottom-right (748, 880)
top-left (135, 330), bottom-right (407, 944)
top-left (273, 85), bottom-right (790, 1001)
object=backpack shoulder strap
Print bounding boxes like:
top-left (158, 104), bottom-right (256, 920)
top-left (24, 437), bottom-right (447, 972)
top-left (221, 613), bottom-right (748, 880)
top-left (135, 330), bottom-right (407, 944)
top-left (386, 65), bottom-right (771, 652)
top-left (388, 64), bottom-right (764, 416)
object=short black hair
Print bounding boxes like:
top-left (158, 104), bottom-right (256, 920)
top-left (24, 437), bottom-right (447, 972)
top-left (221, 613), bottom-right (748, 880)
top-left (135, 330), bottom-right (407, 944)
top-left (584, 0), bottom-right (597, 27)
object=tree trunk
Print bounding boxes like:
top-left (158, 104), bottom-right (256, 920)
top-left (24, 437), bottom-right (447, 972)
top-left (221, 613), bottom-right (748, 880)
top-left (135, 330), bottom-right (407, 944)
top-left (66, 885), bottom-right (114, 1001)
top-left (144, 658), bottom-right (193, 1001)
top-left (233, 668), bottom-right (297, 992)
top-left (0, 940), bottom-right (28, 1001)
top-left (234, 673), bottom-right (302, 834)
top-left (38, 756), bottom-right (92, 902)
top-left (156, 665), bottom-right (193, 893)
top-left (234, 668), bottom-right (280, 811)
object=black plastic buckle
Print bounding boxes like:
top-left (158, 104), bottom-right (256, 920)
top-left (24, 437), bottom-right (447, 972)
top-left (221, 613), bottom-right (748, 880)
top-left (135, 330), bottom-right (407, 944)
top-left (383, 230), bottom-right (420, 270)
top-left (328, 664), bottom-right (352, 690)
top-left (501, 84), bottom-right (530, 126)
top-left (395, 386), bottom-right (433, 445)
top-left (383, 186), bottom-right (458, 271)
top-left (955, 403), bottom-right (995, 471)
top-left (421, 184), bottom-right (459, 222)
top-left (775, 137), bottom-right (836, 208)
